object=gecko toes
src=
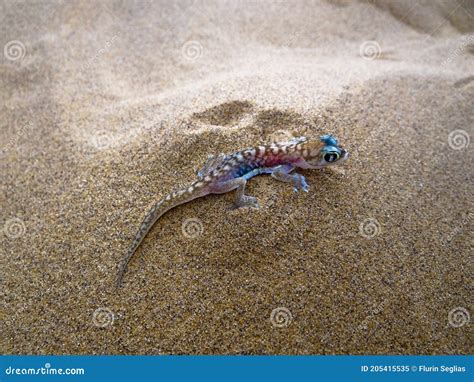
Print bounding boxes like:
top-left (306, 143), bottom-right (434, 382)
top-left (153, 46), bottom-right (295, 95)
top-left (294, 176), bottom-right (309, 192)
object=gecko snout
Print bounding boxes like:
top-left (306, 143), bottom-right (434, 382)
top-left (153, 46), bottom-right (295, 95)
top-left (340, 149), bottom-right (349, 161)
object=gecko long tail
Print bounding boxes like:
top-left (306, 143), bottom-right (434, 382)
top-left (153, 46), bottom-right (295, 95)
top-left (116, 184), bottom-right (206, 288)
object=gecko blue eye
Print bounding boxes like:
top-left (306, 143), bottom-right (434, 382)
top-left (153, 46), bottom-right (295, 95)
top-left (324, 152), bottom-right (339, 162)
top-left (320, 135), bottom-right (338, 147)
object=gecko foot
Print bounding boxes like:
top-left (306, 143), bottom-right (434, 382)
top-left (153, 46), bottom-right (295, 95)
top-left (293, 175), bottom-right (309, 193)
top-left (233, 195), bottom-right (260, 209)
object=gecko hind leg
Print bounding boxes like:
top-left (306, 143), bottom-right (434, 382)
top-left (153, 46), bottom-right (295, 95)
top-left (271, 164), bottom-right (309, 192)
top-left (210, 177), bottom-right (260, 209)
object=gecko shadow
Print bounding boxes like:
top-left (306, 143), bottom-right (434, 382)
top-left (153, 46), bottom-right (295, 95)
top-left (192, 100), bottom-right (254, 126)
top-left (190, 101), bottom-right (316, 147)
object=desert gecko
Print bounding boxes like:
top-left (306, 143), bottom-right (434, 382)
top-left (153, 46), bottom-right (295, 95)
top-left (116, 135), bottom-right (348, 287)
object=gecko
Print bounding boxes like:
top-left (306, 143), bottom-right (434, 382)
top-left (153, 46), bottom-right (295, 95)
top-left (116, 135), bottom-right (348, 287)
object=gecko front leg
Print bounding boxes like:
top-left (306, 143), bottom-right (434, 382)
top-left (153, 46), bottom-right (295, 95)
top-left (271, 164), bottom-right (309, 192)
top-left (211, 177), bottom-right (260, 209)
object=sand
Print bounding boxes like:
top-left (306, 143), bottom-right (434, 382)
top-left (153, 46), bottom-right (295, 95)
top-left (1, 0), bottom-right (473, 354)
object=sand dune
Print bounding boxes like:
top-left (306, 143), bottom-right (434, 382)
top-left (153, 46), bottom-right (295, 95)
top-left (1, 0), bottom-right (472, 354)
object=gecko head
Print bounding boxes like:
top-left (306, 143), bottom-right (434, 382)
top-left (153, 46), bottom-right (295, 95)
top-left (299, 135), bottom-right (349, 169)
